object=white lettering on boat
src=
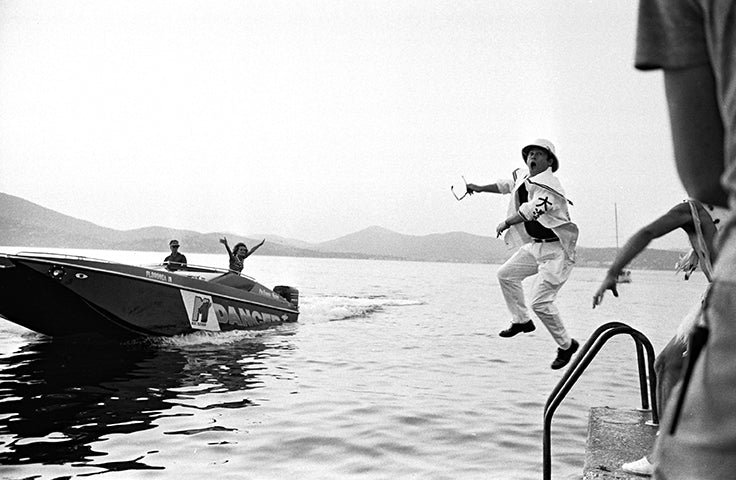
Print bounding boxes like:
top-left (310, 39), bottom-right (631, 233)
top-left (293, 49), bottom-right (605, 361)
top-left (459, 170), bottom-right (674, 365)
top-left (180, 290), bottom-right (289, 331)
top-left (146, 271), bottom-right (172, 283)
top-left (211, 302), bottom-right (286, 327)
top-left (256, 287), bottom-right (282, 301)
top-left (180, 290), bottom-right (289, 332)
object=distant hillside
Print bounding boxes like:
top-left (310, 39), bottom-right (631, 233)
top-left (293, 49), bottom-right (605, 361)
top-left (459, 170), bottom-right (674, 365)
top-left (251, 233), bottom-right (317, 250)
top-left (0, 192), bottom-right (684, 269)
top-left (574, 246), bottom-right (683, 271)
top-left (315, 226), bottom-right (510, 263)
top-left (0, 193), bottom-right (325, 257)
top-left (0, 193), bottom-right (122, 248)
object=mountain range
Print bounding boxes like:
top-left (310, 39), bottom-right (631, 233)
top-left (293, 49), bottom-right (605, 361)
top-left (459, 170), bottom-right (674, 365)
top-left (0, 192), bottom-right (683, 269)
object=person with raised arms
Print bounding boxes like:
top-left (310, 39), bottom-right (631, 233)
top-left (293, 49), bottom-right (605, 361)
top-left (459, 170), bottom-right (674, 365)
top-left (220, 236), bottom-right (265, 273)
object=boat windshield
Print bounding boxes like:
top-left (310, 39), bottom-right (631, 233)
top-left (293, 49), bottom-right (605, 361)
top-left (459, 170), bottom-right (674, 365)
top-left (16, 251), bottom-right (114, 263)
top-left (147, 264), bottom-right (256, 291)
top-left (209, 272), bottom-right (256, 291)
top-left (12, 253), bottom-right (257, 290)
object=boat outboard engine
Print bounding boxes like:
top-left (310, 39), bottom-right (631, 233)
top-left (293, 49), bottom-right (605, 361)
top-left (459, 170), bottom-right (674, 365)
top-left (274, 285), bottom-right (299, 307)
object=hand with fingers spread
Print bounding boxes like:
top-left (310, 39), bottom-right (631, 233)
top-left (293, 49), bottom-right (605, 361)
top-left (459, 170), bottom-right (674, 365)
top-left (592, 273), bottom-right (619, 308)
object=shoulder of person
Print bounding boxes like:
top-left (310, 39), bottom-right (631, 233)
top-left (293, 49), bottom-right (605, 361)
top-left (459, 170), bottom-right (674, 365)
top-left (667, 200), bottom-right (700, 221)
top-left (512, 168), bottom-right (528, 182)
top-left (529, 170), bottom-right (563, 189)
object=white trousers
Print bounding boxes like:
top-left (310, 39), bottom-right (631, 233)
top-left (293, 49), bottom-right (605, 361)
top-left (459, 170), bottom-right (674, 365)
top-left (496, 242), bottom-right (574, 347)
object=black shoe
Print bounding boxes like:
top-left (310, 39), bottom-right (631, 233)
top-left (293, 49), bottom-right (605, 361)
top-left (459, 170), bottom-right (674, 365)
top-left (499, 320), bottom-right (536, 338)
top-left (551, 339), bottom-right (579, 370)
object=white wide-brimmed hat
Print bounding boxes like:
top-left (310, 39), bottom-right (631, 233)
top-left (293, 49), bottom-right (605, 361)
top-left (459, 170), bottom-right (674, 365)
top-left (522, 139), bottom-right (559, 172)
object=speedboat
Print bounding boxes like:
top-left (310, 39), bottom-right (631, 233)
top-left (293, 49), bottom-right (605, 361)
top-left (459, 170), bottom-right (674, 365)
top-left (616, 269), bottom-right (633, 284)
top-left (0, 252), bottom-right (299, 339)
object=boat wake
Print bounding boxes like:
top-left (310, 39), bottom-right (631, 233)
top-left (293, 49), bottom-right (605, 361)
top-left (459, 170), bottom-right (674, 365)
top-left (1, 294), bottom-right (424, 349)
top-left (144, 294), bottom-right (424, 347)
top-left (299, 295), bottom-right (424, 323)
top-left (151, 329), bottom-right (260, 347)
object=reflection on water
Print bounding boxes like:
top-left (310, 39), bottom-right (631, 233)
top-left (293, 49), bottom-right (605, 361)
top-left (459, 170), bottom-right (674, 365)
top-left (0, 254), bottom-right (713, 479)
top-left (0, 332), bottom-right (292, 473)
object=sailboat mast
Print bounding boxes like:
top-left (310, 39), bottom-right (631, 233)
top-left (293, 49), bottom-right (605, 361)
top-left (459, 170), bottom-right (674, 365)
top-left (615, 203), bottom-right (619, 251)
top-left (613, 203), bottom-right (632, 283)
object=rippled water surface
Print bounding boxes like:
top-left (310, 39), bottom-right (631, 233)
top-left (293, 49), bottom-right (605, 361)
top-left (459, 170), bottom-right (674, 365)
top-left (0, 250), bottom-right (709, 479)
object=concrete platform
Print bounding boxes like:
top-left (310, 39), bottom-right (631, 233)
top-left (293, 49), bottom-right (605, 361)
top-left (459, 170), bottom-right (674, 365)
top-left (583, 407), bottom-right (658, 479)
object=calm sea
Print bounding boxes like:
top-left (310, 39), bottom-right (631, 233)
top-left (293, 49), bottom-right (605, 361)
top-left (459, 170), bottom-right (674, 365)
top-left (0, 248), bottom-right (709, 480)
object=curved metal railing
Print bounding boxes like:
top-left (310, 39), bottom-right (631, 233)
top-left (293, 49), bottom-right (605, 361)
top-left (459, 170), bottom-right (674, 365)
top-left (542, 321), bottom-right (658, 480)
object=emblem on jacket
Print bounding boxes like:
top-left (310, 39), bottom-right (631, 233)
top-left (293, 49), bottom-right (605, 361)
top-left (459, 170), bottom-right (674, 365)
top-left (532, 195), bottom-right (552, 219)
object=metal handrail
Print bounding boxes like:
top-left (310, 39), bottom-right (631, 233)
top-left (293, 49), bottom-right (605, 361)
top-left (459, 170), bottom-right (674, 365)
top-left (542, 321), bottom-right (658, 480)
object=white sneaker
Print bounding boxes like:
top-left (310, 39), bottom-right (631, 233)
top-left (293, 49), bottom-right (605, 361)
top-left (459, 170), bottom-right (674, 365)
top-left (621, 456), bottom-right (654, 476)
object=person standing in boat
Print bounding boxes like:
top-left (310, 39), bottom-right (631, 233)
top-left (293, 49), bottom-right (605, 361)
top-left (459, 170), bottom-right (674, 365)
top-left (592, 200), bottom-right (728, 476)
top-left (466, 139), bottom-right (580, 370)
top-left (220, 236), bottom-right (265, 273)
top-left (163, 239), bottom-right (187, 271)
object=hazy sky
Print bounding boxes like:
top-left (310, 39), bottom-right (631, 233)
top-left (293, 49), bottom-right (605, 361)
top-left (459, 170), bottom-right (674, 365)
top-left (0, 0), bottom-right (690, 249)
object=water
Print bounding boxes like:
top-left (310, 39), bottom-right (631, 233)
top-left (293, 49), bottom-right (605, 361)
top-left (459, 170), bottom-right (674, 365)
top-left (0, 249), bottom-right (710, 479)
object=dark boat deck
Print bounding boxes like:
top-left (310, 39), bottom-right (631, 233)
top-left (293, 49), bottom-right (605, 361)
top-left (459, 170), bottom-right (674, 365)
top-left (583, 407), bottom-right (658, 479)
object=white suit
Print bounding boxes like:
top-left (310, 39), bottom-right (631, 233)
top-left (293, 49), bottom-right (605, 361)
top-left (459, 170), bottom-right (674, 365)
top-left (495, 167), bottom-right (579, 347)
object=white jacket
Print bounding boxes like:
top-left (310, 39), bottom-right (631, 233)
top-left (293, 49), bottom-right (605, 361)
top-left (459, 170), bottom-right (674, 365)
top-left (495, 167), bottom-right (579, 261)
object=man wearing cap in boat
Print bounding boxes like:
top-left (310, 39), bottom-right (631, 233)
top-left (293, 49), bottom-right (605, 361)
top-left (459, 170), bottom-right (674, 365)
top-left (467, 139), bottom-right (580, 369)
top-left (164, 239), bottom-right (187, 271)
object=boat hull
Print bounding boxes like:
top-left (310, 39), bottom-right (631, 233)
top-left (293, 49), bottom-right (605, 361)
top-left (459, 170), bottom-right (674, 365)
top-left (0, 254), bottom-right (298, 339)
